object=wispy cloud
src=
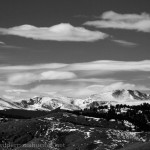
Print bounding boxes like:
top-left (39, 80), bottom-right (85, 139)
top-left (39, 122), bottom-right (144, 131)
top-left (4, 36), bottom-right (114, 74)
top-left (0, 60), bottom-right (150, 87)
top-left (112, 39), bottom-right (138, 47)
top-left (0, 41), bottom-right (22, 49)
top-left (7, 71), bottom-right (76, 85)
top-left (0, 23), bottom-right (108, 42)
top-left (63, 60), bottom-right (150, 72)
top-left (84, 11), bottom-right (150, 32)
top-left (0, 60), bottom-right (150, 98)
top-left (87, 82), bottom-right (150, 93)
top-left (0, 41), bottom-right (5, 45)
top-left (28, 82), bottom-right (149, 98)
top-left (0, 63), bottom-right (67, 70)
top-left (1, 81), bottom-right (149, 100)
top-left (1, 60), bottom-right (150, 74)
top-left (70, 78), bottom-right (121, 83)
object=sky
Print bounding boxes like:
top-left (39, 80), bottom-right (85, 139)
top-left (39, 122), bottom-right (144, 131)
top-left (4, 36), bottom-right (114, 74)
top-left (0, 0), bottom-right (150, 100)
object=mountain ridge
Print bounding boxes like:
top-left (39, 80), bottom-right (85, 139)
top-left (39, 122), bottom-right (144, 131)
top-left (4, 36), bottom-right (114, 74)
top-left (0, 89), bottom-right (150, 111)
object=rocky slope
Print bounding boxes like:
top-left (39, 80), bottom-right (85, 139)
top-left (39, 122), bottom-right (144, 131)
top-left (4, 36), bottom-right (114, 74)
top-left (0, 110), bottom-right (149, 150)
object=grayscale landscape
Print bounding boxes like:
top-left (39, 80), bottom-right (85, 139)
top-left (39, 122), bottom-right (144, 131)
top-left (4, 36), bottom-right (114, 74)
top-left (0, 0), bottom-right (150, 149)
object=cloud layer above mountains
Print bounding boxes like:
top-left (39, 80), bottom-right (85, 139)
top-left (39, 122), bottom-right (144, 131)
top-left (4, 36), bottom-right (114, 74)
top-left (0, 60), bottom-right (150, 99)
top-left (2, 60), bottom-right (150, 86)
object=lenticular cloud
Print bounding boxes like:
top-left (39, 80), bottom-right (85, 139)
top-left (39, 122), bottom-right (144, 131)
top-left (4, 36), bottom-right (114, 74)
top-left (84, 11), bottom-right (150, 32)
top-left (0, 23), bottom-right (108, 42)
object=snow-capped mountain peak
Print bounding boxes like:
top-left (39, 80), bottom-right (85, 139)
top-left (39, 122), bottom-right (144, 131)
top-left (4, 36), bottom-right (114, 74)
top-left (14, 96), bottom-right (80, 111)
top-left (112, 89), bottom-right (150, 100)
top-left (0, 89), bottom-right (150, 110)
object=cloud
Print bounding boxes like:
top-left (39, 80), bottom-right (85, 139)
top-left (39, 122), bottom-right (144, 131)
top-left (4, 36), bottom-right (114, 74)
top-left (41, 71), bottom-right (76, 80)
top-left (85, 82), bottom-right (136, 93)
top-left (60, 88), bottom-right (96, 97)
top-left (0, 60), bottom-right (150, 98)
top-left (62, 60), bottom-right (150, 72)
top-left (30, 84), bottom-right (78, 93)
top-left (87, 82), bottom-right (150, 93)
top-left (100, 82), bottom-right (136, 92)
top-left (86, 82), bottom-right (150, 95)
top-left (29, 82), bottom-right (149, 98)
top-left (2, 60), bottom-right (150, 84)
top-left (6, 89), bottom-right (28, 93)
top-left (8, 73), bottom-right (38, 85)
top-left (1, 78), bottom-right (149, 99)
top-left (0, 23), bottom-right (108, 42)
top-left (0, 41), bottom-right (5, 45)
top-left (84, 11), bottom-right (150, 32)
top-left (1, 60), bottom-right (150, 80)
top-left (0, 41), bottom-right (22, 49)
top-left (101, 82), bottom-right (150, 92)
top-left (30, 84), bottom-right (96, 98)
top-left (70, 78), bottom-right (121, 83)
top-left (7, 71), bottom-right (76, 85)
top-left (112, 39), bottom-right (138, 47)
top-left (0, 63), bottom-right (67, 71)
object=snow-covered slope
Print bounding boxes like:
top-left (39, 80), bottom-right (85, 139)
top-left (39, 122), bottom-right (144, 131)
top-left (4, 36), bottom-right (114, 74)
top-left (73, 89), bottom-right (150, 109)
top-left (0, 98), bottom-right (23, 110)
top-left (14, 96), bottom-right (80, 111)
top-left (0, 89), bottom-right (150, 110)
top-left (112, 89), bottom-right (150, 100)
top-left (89, 89), bottom-right (150, 102)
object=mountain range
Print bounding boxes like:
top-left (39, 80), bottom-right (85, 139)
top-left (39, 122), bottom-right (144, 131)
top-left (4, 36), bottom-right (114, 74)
top-left (0, 89), bottom-right (150, 111)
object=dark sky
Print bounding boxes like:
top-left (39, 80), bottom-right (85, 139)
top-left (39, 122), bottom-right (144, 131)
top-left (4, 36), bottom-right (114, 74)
top-left (0, 0), bottom-right (150, 99)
